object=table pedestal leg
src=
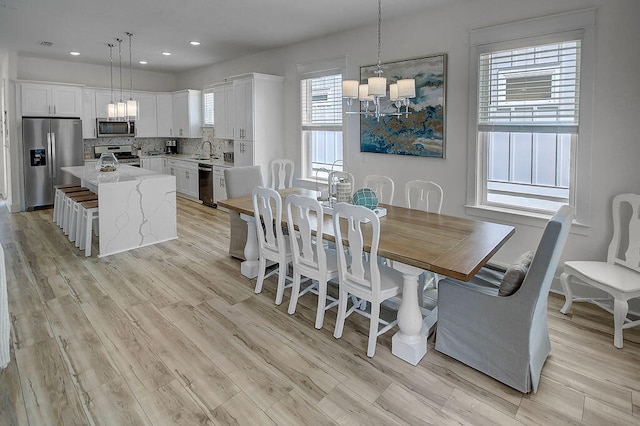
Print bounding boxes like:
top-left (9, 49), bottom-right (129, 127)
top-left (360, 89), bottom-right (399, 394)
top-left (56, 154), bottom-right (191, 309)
top-left (240, 213), bottom-right (260, 278)
top-left (391, 261), bottom-right (428, 365)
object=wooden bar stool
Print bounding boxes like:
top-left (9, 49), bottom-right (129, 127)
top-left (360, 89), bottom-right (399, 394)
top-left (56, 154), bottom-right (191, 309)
top-left (68, 193), bottom-right (98, 243)
top-left (77, 200), bottom-right (99, 257)
top-left (54, 185), bottom-right (84, 225)
top-left (56, 186), bottom-right (89, 227)
top-left (63, 191), bottom-right (94, 235)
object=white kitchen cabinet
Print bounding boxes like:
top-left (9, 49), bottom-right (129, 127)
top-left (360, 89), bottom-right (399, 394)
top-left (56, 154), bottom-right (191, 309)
top-left (229, 73), bottom-right (284, 185)
top-left (140, 157), bottom-right (164, 173)
top-left (82, 89), bottom-right (97, 138)
top-left (213, 166), bottom-right (228, 207)
top-left (135, 93), bottom-right (158, 137)
top-left (172, 90), bottom-right (202, 138)
top-left (167, 159), bottom-right (198, 199)
top-left (94, 89), bottom-right (114, 120)
top-left (156, 94), bottom-right (173, 137)
top-left (233, 78), bottom-right (253, 140)
top-left (21, 82), bottom-right (82, 117)
top-left (213, 83), bottom-right (234, 139)
top-left (233, 141), bottom-right (254, 168)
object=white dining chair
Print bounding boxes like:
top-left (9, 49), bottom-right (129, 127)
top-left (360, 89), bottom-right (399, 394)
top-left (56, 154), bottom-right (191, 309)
top-left (224, 166), bottom-right (264, 260)
top-left (252, 186), bottom-right (293, 305)
top-left (285, 194), bottom-right (340, 329)
top-left (270, 159), bottom-right (295, 190)
top-left (363, 175), bottom-right (395, 205)
top-left (404, 180), bottom-right (444, 301)
top-left (560, 193), bottom-right (640, 348)
top-left (332, 202), bottom-right (403, 357)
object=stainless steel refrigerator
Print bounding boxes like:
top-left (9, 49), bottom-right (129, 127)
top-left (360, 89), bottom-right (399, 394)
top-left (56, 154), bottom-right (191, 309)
top-left (22, 117), bottom-right (83, 210)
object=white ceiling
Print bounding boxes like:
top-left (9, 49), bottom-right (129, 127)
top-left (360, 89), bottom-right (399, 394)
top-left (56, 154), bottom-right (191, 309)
top-left (0, 0), bottom-right (458, 74)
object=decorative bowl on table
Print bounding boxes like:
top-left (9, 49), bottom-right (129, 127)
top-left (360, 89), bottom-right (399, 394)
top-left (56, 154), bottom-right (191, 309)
top-left (352, 188), bottom-right (378, 210)
top-left (95, 152), bottom-right (119, 172)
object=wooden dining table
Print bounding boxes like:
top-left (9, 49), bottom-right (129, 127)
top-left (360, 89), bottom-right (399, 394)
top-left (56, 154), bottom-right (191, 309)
top-left (218, 187), bottom-right (515, 365)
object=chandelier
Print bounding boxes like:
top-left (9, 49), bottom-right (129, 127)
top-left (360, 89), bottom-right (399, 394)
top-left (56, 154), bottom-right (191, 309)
top-left (342, 0), bottom-right (416, 121)
top-left (125, 32), bottom-right (138, 120)
top-left (106, 34), bottom-right (138, 121)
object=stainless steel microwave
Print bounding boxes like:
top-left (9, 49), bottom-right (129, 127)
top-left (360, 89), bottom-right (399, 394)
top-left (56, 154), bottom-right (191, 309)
top-left (96, 119), bottom-right (135, 137)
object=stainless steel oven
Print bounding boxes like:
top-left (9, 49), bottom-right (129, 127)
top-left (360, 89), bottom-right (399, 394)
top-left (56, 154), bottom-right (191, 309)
top-left (199, 163), bottom-right (214, 207)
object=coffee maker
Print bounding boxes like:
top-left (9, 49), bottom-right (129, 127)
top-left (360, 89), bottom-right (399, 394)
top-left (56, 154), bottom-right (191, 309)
top-left (165, 140), bottom-right (178, 154)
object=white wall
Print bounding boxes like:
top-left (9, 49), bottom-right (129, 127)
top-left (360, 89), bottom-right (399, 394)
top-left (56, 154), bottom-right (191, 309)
top-left (17, 56), bottom-right (177, 92)
top-left (177, 0), bottom-right (640, 296)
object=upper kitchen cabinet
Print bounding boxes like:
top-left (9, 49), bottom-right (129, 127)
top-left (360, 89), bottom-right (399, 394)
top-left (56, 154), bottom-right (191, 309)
top-left (94, 89), bottom-right (113, 119)
top-left (213, 83), bottom-right (234, 139)
top-left (156, 94), bottom-right (173, 137)
top-left (135, 92), bottom-right (158, 138)
top-left (21, 82), bottom-right (82, 117)
top-left (172, 89), bottom-right (202, 138)
top-left (81, 89), bottom-right (96, 138)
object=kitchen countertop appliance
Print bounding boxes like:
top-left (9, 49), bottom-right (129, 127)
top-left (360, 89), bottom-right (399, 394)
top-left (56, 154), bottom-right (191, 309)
top-left (199, 163), bottom-right (214, 207)
top-left (22, 117), bottom-right (83, 210)
top-left (94, 145), bottom-right (140, 167)
top-left (165, 140), bottom-right (178, 154)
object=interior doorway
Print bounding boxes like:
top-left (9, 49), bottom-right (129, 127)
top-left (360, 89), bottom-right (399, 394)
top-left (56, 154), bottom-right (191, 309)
top-left (0, 81), bottom-right (6, 199)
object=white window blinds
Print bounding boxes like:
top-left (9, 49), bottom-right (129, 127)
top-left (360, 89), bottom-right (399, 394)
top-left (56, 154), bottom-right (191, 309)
top-left (203, 89), bottom-right (214, 126)
top-left (478, 40), bottom-right (581, 133)
top-left (301, 74), bottom-right (342, 130)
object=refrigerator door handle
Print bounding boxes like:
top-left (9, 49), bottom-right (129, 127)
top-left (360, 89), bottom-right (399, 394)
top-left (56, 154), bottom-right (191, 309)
top-left (46, 132), bottom-right (53, 179)
top-left (50, 132), bottom-right (57, 179)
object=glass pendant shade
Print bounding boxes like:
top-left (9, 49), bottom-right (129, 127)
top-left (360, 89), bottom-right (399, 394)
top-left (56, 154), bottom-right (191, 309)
top-left (107, 102), bottom-right (117, 119)
top-left (342, 80), bottom-right (359, 98)
top-left (398, 79), bottom-right (416, 98)
top-left (368, 76), bottom-right (387, 97)
top-left (126, 99), bottom-right (138, 120)
top-left (116, 101), bottom-right (127, 118)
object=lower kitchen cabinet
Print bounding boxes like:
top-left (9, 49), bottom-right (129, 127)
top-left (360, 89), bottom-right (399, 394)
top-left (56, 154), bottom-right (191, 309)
top-left (167, 159), bottom-right (199, 199)
top-left (140, 157), bottom-right (164, 173)
top-left (213, 166), bottom-right (227, 206)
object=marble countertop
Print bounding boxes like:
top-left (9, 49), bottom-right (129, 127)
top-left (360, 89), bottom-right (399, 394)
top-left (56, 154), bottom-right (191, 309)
top-left (61, 165), bottom-right (169, 186)
top-left (139, 153), bottom-right (233, 167)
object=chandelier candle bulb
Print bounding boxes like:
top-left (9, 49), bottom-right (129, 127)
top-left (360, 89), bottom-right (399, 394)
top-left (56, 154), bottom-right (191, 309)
top-left (389, 83), bottom-right (399, 101)
top-left (368, 76), bottom-right (387, 97)
top-left (398, 79), bottom-right (416, 98)
top-left (343, 80), bottom-right (359, 98)
top-left (359, 84), bottom-right (374, 101)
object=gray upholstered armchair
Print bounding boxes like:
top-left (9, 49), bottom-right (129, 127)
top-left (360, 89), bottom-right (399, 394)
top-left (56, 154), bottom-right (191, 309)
top-left (223, 166), bottom-right (263, 260)
top-left (435, 205), bottom-right (573, 393)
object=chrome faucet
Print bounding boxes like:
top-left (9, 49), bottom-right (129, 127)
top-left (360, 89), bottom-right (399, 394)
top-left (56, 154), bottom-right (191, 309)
top-left (201, 140), bottom-right (213, 158)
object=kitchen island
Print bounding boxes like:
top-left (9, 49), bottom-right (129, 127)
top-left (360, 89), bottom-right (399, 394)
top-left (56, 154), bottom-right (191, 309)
top-left (61, 165), bottom-right (177, 257)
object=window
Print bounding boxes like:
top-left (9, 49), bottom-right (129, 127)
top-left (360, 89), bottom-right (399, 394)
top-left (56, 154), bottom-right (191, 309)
top-left (468, 10), bottom-right (594, 224)
top-left (300, 73), bottom-right (343, 179)
top-left (202, 88), bottom-right (214, 127)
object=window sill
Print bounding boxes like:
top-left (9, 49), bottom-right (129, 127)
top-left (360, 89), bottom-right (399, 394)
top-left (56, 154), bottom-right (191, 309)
top-left (465, 204), bottom-right (591, 236)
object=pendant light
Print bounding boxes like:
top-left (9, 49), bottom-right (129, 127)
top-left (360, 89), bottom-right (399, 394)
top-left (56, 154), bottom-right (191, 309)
top-left (115, 38), bottom-right (127, 119)
top-left (107, 43), bottom-right (117, 120)
top-left (125, 32), bottom-right (138, 120)
top-left (342, 0), bottom-right (416, 121)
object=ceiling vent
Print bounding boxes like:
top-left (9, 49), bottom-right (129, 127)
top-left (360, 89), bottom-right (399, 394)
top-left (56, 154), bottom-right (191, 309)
top-left (39, 41), bottom-right (53, 47)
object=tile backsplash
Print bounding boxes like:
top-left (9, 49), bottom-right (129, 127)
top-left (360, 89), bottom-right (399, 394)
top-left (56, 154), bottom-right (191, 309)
top-left (83, 130), bottom-right (233, 159)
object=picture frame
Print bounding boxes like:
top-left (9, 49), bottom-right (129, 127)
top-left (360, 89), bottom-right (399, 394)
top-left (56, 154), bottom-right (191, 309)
top-left (359, 53), bottom-right (447, 158)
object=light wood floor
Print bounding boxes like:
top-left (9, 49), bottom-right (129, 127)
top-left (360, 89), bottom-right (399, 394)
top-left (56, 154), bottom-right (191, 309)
top-left (1, 198), bottom-right (640, 425)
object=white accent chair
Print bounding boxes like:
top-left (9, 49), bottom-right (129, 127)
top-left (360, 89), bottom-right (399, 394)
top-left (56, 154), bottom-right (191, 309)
top-left (435, 205), bottom-right (573, 393)
top-left (285, 194), bottom-right (339, 329)
top-left (270, 159), bottom-right (295, 190)
top-left (405, 180), bottom-right (444, 300)
top-left (332, 203), bottom-right (403, 357)
top-left (252, 186), bottom-right (293, 305)
top-left (363, 175), bottom-right (395, 205)
top-left (560, 193), bottom-right (640, 348)
top-left (224, 166), bottom-right (264, 260)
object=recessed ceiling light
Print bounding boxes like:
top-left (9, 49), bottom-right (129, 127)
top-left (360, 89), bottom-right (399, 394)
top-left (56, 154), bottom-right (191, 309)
top-left (162, 51), bottom-right (172, 56)
top-left (189, 41), bottom-right (200, 46)
top-left (139, 60), bottom-right (147, 65)
top-left (69, 51), bottom-right (80, 56)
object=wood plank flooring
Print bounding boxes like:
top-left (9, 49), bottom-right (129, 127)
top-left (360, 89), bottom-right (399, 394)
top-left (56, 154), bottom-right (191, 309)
top-left (1, 198), bottom-right (640, 425)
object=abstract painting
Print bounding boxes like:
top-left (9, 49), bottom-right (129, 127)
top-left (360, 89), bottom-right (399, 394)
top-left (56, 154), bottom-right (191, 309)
top-left (359, 54), bottom-right (447, 158)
